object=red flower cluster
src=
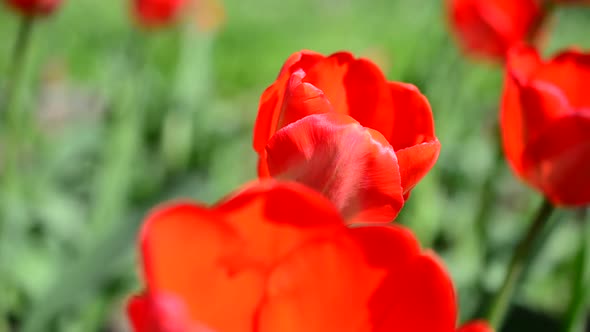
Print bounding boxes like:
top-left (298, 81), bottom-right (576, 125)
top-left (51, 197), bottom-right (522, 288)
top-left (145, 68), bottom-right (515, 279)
top-left (447, 0), bottom-right (544, 61)
top-left (501, 45), bottom-right (590, 206)
top-left (4, 0), bottom-right (61, 16)
top-left (126, 49), bottom-right (493, 332)
top-left (254, 51), bottom-right (440, 222)
top-left (128, 180), bottom-right (491, 332)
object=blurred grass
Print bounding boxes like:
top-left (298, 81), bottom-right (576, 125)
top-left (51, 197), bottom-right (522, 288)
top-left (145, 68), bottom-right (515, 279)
top-left (0, 0), bottom-right (589, 331)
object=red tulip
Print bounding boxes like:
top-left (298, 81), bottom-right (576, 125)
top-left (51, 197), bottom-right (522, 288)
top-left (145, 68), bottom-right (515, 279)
top-left (254, 51), bottom-right (440, 222)
top-left (4, 0), bottom-right (61, 16)
top-left (127, 180), bottom-right (457, 332)
top-left (501, 45), bottom-right (590, 206)
top-left (447, 0), bottom-right (544, 61)
top-left (132, 0), bottom-right (186, 28)
top-left (456, 321), bottom-right (494, 332)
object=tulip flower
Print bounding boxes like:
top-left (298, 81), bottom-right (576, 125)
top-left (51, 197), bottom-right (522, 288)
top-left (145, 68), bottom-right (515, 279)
top-left (127, 180), bottom-right (458, 332)
top-left (447, 0), bottom-right (544, 61)
top-left (132, 0), bottom-right (186, 28)
top-left (254, 51), bottom-right (440, 222)
top-left (3, 0), bottom-right (61, 16)
top-left (501, 45), bottom-right (590, 206)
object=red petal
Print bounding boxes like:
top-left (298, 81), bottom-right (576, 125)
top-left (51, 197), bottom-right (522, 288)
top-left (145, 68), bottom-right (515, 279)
top-left (533, 50), bottom-right (590, 109)
top-left (349, 225), bottom-right (457, 332)
top-left (139, 203), bottom-right (266, 332)
top-left (127, 294), bottom-right (150, 332)
top-left (448, 0), bottom-right (542, 61)
top-left (257, 237), bottom-right (382, 332)
top-left (139, 182), bottom-right (349, 331)
top-left (6, 0), bottom-right (61, 16)
top-left (396, 140), bottom-right (441, 196)
top-left (388, 82), bottom-right (436, 150)
top-left (302, 52), bottom-right (395, 139)
top-left (265, 113), bottom-right (404, 222)
top-left (253, 51), bottom-right (325, 153)
top-left (456, 321), bottom-right (494, 332)
top-left (254, 83), bottom-right (283, 153)
top-left (213, 180), bottom-right (347, 265)
top-left (278, 50), bottom-right (325, 78)
top-left (449, 0), bottom-right (507, 60)
top-left (276, 69), bottom-right (334, 129)
top-left (521, 114), bottom-right (590, 206)
top-left (500, 45), bottom-right (543, 174)
top-left (505, 45), bottom-right (542, 83)
top-left (519, 80), bottom-right (572, 142)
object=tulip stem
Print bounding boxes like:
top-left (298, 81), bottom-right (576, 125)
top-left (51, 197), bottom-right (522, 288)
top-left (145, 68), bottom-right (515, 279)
top-left (474, 133), bottom-right (504, 248)
top-left (3, 15), bottom-right (34, 119)
top-left (562, 208), bottom-right (590, 332)
top-left (486, 198), bottom-right (555, 330)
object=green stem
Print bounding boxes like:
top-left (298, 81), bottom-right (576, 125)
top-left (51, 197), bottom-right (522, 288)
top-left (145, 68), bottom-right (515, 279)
top-left (3, 15), bottom-right (34, 119)
top-left (474, 132), bottom-right (504, 245)
top-left (0, 16), bottom-right (35, 328)
top-left (563, 208), bottom-right (590, 332)
top-left (486, 198), bottom-right (555, 330)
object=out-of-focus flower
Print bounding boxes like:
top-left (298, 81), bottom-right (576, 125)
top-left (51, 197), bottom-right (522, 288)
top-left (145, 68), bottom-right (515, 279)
top-left (501, 45), bottom-right (590, 206)
top-left (127, 180), bottom-right (457, 332)
top-left (132, 0), bottom-right (186, 28)
top-left (4, 0), bottom-right (61, 17)
top-left (456, 320), bottom-right (495, 332)
top-left (192, 0), bottom-right (225, 32)
top-left (447, 0), bottom-right (545, 61)
top-left (254, 51), bottom-right (439, 222)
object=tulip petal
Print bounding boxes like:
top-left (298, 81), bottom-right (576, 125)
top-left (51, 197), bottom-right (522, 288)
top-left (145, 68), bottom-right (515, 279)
top-left (265, 113), bottom-right (404, 222)
top-left (388, 82), bottom-right (436, 150)
top-left (140, 203), bottom-right (266, 332)
top-left (253, 51), bottom-right (324, 153)
top-left (257, 237), bottom-right (381, 332)
top-left (278, 50), bottom-right (325, 78)
top-left (519, 80), bottom-right (572, 142)
top-left (276, 70), bottom-right (334, 129)
top-left (501, 45), bottom-right (543, 172)
top-left (303, 52), bottom-right (395, 139)
top-left (127, 292), bottom-right (206, 332)
top-left (533, 50), bottom-right (590, 109)
top-left (213, 180), bottom-right (347, 265)
top-left (448, 0), bottom-right (542, 61)
top-left (349, 225), bottom-right (457, 332)
top-left (505, 45), bottom-right (542, 83)
top-left (457, 321), bottom-right (494, 332)
top-left (396, 140), bottom-right (441, 196)
top-left (127, 294), bottom-right (151, 332)
top-left (522, 114), bottom-right (590, 205)
top-left (449, 0), bottom-right (507, 59)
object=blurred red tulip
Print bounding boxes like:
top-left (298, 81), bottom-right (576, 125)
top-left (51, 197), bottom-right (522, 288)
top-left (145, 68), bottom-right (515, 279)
top-left (447, 0), bottom-right (544, 61)
top-left (254, 51), bottom-right (440, 222)
top-left (4, 0), bottom-right (61, 16)
top-left (192, 0), bottom-right (225, 32)
top-left (501, 45), bottom-right (590, 206)
top-left (133, 0), bottom-right (186, 28)
top-left (457, 321), bottom-right (494, 332)
top-left (128, 180), bottom-right (457, 332)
